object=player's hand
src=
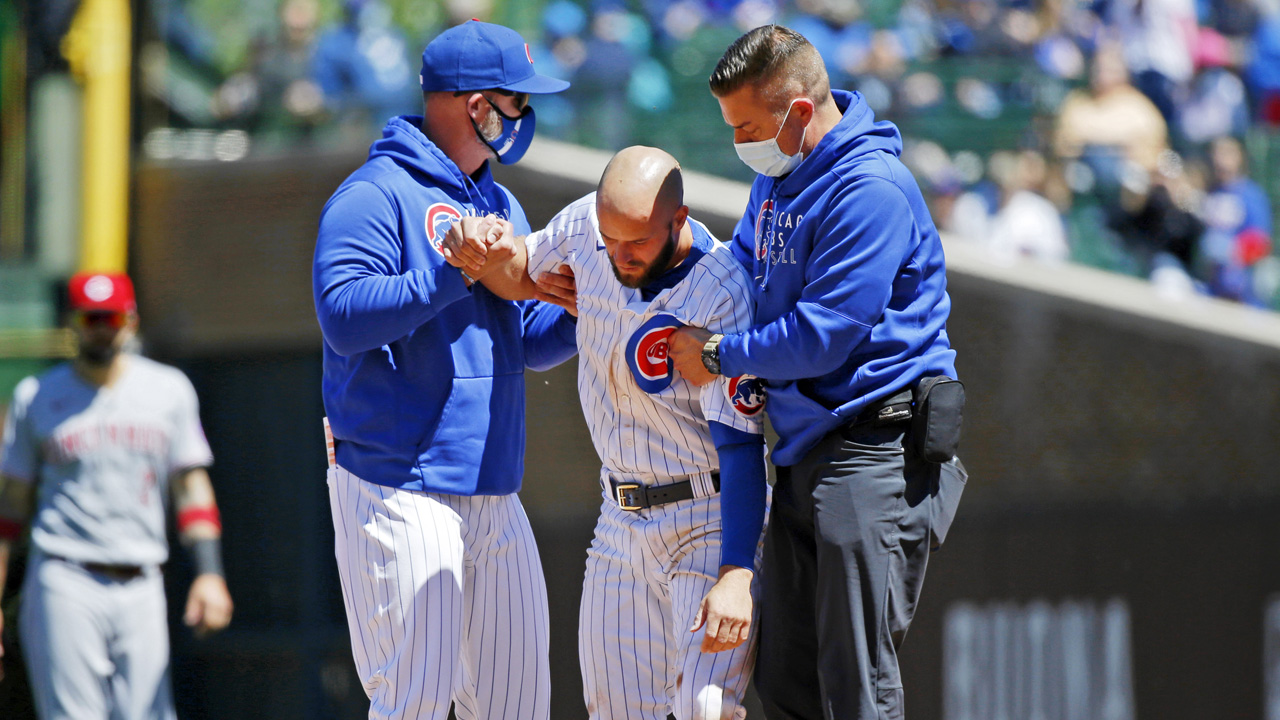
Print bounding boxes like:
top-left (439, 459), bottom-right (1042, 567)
top-left (475, 218), bottom-right (519, 280)
top-left (668, 327), bottom-right (716, 387)
top-left (185, 573), bottom-right (234, 638)
top-left (0, 610), bottom-right (6, 682)
top-left (441, 216), bottom-right (488, 272)
top-left (689, 566), bottom-right (754, 653)
top-left (535, 264), bottom-right (578, 316)
top-left (442, 215), bottom-right (498, 277)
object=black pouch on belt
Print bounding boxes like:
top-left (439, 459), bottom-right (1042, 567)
top-left (911, 376), bottom-right (965, 463)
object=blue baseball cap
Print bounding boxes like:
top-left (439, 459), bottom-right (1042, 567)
top-left (420, 20), bottom-right (570, 94)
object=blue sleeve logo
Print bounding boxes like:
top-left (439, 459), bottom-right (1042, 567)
top-left (425, 203), bottom-right (463, 255)
top-left (625, 314), bottom-right (684, 394)
top-left (726, 375), bottom-right (766, 417)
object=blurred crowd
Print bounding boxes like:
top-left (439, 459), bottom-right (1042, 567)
top-left (893, 0), bottom-right (1280, 308)
top-left (133, 0), bottom-right (1279, 307)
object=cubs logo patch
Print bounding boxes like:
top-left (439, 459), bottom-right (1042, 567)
top-left (625, 314), bottom-right (683, 394)
top-left (726, 375), bottom-right (766, 417)
top-left (754, 199), bottom-right (775, 260)
top-left (425, 203), bottom-right (463, 256)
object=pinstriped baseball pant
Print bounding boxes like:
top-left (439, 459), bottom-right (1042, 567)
top-left (579, 488), bottom-right (766, 720)
top-left (328, 467), bottom-right (550, 720)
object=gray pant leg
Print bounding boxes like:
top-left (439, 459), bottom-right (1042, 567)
top-left (19, 555), bottom-right (175, 720)
top-left (811, 425), bottom-right (912, 720)
top-left (109, 570), bottom-right (176, 720)
top-left (20, 554), bottom-right (113, 720)
top-left (755, 465), bottom-right (824, 720)
top-left (756, 426), bottom-right (967, 720)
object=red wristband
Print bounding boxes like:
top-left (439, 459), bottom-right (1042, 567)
top-left (0, 516), bottom-right (24, 541)
top-left (177, 506), bottom-right (222, 534)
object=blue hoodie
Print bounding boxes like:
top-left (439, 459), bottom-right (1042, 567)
top-left (718, 90), bottom-right (957, 467)
top-left (313, 116), bottom-right (577, 494)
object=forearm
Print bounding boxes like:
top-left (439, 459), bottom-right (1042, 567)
top-left (709, 423), bottom-right (767, 570)
top-left (718, 303), bottom-right (872, 381)
top-left (174, 468), bottom-right (234, 634)
top-left (171, 468), bottom-right (224, 576)
top-left (477, 235), bottom-right (538, 301)
top-left (316, 268), bottom-right (470, 356)
top-left (314, 181), bottom-right (476, 356)
top-left (0, 477), bottom-right (34, 595)
top-left (522, 301), bottom-right (578, 372)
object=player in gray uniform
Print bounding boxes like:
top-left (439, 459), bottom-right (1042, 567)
top-left (0, 272), bottom-right (233, 720)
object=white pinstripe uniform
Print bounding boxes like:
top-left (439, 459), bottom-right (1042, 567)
top-left (525, 193), bottom-right (768, 720)
top-left (324, 432), bottom-right (550, 720)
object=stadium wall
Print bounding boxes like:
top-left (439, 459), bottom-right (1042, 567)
top-left (104, 140), bottom-right (1280, 719)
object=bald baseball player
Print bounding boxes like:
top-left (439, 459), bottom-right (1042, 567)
top-left (0, 271), bottom-right (232, 719)
top-left (445, 146), bottom-right (770, 720)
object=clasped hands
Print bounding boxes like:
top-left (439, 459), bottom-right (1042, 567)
top-left (443, 215), bottom-right (578, 316)
top-left (441, 214), bottom-right (515, 281)
top-left (667, 326), bottom-right (716, 386)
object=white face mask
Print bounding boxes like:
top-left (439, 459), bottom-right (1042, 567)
top-left (734, 99), bottom-right (808, 177)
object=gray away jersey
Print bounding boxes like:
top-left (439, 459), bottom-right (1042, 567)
top-left (0, 356), bottom-right (213, 566)
top-left (525, 192), bottom-right (763, 479)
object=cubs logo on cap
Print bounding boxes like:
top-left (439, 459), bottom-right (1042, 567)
top-left (425, 203), bottom-right (463, 256)
top-left (625, 314), bottom-right (683, 394)
top-left (725, 374), bottom-right (766, 417)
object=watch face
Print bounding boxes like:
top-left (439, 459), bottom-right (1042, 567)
top-left (702, 342), bottom-right (720, 374)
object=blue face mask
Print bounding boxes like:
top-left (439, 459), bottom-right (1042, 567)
top-left (474, 96), bottom-right (536, 165)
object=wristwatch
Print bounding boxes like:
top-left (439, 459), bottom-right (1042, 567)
top-left (701, 334), bottom-right (724, 375)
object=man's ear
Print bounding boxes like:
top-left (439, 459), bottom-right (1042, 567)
top-left (673, 205), bottom-right (690, 234)
top-left (464, 92), bottom-right (487, 121)
top-left (792, 97), bottom-right (816, 125)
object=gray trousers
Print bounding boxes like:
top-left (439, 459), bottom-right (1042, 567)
top-left (19, 552), bottom-right (175, 720)
top-left (754, 423), bottom-right (967, 720)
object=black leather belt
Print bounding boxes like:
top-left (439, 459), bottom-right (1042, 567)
top-left (48, 554), bottom-right (145, 581)
top-left (844, 388), bottom-right (914, 431)
top-left (610, 473), bottom-right (720, 511)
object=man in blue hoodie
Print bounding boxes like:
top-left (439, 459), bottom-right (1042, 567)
top-left (312, 20), bottom-right (577, 720)
top-left (668, 25), bottom-right (968, 720)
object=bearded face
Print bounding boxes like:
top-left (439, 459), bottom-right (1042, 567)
top-left (608, 224), bottom-right (677, 289)
top-left (74, 312), bottom-right (134, 366)
top-left (477, 102), bottom-right (503, 145)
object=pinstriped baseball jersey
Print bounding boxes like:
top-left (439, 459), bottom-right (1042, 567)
top-left (524, 193), bottom-right (763, 478)
top-left (527, 192), bottom-right (768, 720)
